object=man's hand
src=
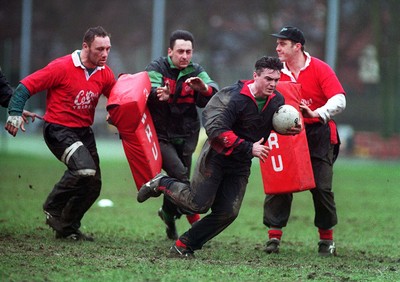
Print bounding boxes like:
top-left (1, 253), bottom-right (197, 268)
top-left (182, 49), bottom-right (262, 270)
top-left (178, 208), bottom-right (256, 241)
top-left (22, 110), bottom-right (43, 124)
top-left (106, 113), bottom-right (115, 126)
top-left (156, 80), bottom-right (171, 101)
top-left (5, 111), bottom-right (42, 137)
top-left (283, 122), bottom-right (303, 135)
top-left (5, 116), bottom-right (24, 137)
top-left (252, 138), bottom-right (271, 163)
top-left (299, 102), bottom-right (318, 119)
top-left (185, 77), bottom-right (208, 93)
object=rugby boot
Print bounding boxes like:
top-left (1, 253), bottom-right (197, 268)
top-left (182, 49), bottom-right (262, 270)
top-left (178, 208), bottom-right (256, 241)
top-left (158, 208), bottom-right (178, 240)
top-left (318, 240), bottom-right (337, 256)
top-left (169, 243), bottom-right (195, 259)
top-left (137, 173), bottom-right (166, 203)
top-left (265, 238), bottom-right (280, 254)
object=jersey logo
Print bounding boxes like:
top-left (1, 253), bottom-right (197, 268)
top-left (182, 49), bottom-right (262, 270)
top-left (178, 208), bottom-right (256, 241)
top-left (301, 98), bottom-right (313, 106)
top-left (73, 90), bottom-right (98, 109)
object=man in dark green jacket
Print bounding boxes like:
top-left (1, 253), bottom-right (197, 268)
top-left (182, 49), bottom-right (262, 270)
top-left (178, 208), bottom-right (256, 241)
top-left (144, 30), bottom-right (219, 240)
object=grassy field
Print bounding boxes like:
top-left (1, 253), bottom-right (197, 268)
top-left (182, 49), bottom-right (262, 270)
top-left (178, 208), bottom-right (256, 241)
top-left (0, 134), bottom-right (399, 281)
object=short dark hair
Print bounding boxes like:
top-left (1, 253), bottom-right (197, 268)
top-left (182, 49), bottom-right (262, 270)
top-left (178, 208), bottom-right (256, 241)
top-left (83, 26), bottom-right (110, 46)
top-left (169, 30), bottom-right (194, 49)
top-left (254, 56), bottom-right (283, 75)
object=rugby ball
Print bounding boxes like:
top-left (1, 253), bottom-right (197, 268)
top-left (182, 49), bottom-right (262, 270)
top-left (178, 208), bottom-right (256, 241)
top-left (272, 105), bottom-right (300, 134)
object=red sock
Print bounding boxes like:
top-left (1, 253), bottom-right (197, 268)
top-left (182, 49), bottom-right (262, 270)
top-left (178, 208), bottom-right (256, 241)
top-left (186, 214), bottom-right (200, 225)
top-left (268, 228), bottom-right (283, 240)
top-left (318, 228), bottom-right (333, 240)
top-left (176, 239), bottom-right (187, 248)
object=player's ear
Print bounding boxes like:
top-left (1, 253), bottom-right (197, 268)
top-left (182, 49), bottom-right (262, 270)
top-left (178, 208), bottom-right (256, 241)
top-left (167, 48), bottom-right (173, 56)
top-left (82, 42), bottom-right (89, 50)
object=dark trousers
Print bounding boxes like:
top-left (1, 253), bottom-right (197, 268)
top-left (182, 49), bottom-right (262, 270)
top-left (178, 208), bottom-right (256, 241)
top-left (263, 123), bottom-right (339, 230)
top-left (159, 130), bottom-right (198, 217)
top-left (163, 143), bottom-right (251, 250)
top-left (42, 122), bottom-right (101, 235)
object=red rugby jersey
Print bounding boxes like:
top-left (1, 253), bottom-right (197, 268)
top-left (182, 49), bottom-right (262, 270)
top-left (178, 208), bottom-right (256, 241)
top-left (21, 50), bottom-right (115, 127)
top-left (279, 52), bottom-right (345, 124)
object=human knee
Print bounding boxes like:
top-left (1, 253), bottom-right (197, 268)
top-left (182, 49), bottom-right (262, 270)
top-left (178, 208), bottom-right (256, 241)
top-left (61, 141), bottom-right (97, 177)
top-left (191, 204), bottom-right (209, 214)
top-left (180, 198), bottom-right (210, 214)
top-left (217, 205), bottom-right (240, 223)
top-left (221, 209), bottom-right (239, 224)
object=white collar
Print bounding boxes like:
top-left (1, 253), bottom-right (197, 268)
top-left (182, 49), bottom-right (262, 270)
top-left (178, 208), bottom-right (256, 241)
top-left (248, 83), bottom-right (256, 97)
top-left (71, 50), bottom-right (105, 70)
top-left (281, 51), bottom-right (311, 80)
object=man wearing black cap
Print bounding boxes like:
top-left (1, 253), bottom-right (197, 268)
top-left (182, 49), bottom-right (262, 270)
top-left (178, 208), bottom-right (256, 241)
top-left (263, 26), bottom-right (346, 256)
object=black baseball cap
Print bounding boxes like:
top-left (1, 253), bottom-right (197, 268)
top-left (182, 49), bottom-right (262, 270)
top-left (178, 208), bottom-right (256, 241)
top-left (271, 26), bottom-right (306, 45)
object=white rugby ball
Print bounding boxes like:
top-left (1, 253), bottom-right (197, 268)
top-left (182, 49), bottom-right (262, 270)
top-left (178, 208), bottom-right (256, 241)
top-left (272, 104), bottom-right (300, 134)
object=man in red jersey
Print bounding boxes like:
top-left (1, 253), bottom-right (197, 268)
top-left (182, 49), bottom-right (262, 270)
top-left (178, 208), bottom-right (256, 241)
top-left (263, 26), bottom-right (346, 256)
top-left (5, 26), bottom-right (116, 241)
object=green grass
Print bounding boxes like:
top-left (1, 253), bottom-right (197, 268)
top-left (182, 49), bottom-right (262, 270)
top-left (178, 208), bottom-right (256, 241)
top-left (0, 136), bottom-right (399, 282)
